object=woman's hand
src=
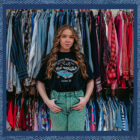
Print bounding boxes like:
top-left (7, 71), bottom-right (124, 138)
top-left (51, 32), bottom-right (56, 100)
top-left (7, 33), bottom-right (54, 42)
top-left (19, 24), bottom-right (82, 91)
top-left (72, 97), bottom-right (88, 112)
top-left (46, 99), bottom-right (62, 114)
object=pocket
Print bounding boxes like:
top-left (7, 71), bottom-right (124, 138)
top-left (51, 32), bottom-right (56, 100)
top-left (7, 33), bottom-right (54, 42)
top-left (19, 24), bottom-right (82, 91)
top-left (74, 92), bottom-right (84, 100)
top-left (72, 91), bottom-right (85, 106)
top-left (50, 91), bottom-right (58, 100)
top-left (55, 95), bottom-right (65, 105)
top-left (72, 95), bottom-right (80, 106)
top-left (74, 95), bottom-right (80, 101)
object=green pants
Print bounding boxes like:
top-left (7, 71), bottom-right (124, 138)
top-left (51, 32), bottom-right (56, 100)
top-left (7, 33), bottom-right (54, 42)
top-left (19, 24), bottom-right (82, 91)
top-left (50, 90), bottom-right (86, 131)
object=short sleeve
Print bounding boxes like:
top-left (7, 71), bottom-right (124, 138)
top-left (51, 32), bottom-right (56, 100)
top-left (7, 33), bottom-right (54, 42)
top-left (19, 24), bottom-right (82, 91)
top-left (35, 60), bottom-right (47, 83)
top-left (83, 55), bottom-right (95, 81)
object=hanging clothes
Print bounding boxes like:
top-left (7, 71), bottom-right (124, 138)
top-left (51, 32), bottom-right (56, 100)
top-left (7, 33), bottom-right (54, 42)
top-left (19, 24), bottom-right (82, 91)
top-left (10, 11), bottom-right (28, 80)
top-left (97, 10), bottom-right (111, 84)
top-left (121, 13), bottom-right (129, 88)
top-left (6, 9), bottom-right (134, 132)
top-left (115, 12), bottom-right (122, 85)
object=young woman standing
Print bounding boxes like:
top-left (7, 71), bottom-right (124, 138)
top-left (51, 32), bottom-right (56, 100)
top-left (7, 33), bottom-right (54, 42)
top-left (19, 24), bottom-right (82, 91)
top-left (36, 24), bottom-right (94, 131)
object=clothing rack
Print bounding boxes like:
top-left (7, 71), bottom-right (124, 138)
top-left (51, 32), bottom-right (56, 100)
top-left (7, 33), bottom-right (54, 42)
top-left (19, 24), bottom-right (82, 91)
top-left (6, 9), bottom-right (134, 131)
top-left (6, 9), bottom-right (134, 17)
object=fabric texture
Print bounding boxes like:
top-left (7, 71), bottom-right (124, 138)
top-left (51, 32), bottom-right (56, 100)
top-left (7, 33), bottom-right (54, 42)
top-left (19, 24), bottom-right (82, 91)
top-left (50, 90), bottom-right (86, 131)
top-left (36, 51), bottom-right (94, 93)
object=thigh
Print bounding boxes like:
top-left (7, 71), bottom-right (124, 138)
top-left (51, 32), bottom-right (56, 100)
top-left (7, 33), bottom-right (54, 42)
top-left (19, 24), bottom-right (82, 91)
top-left (50, 90), bottom-right (67, 131)
top-left (68, 90), bottom-right (86, 131)
top-left (50, 110), bottom-right (67, 131)
top-left (68, 91), bottom-right (86, 131)
top-left (68, 106), bottom-right (86, 131)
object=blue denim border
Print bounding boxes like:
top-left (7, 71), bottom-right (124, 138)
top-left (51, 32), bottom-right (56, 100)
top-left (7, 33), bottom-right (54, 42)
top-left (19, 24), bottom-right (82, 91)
top-left (0, 2), bottom-right (139, 140)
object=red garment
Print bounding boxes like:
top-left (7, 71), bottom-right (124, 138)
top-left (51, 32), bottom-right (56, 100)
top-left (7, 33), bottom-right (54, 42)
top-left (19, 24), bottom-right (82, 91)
top-left (122, 13), bottom-right (129, 83)
top-left (129, 13), bottom-right (134, 79)
top-left (7, 99), bottom-right (13, 128)
top-left (115, 14), bottom-right (122, 85)
top-left (15, 106), bottom-right (20, 131)
top-left (127, 14), bottom-right (133, 68)
top-left (106, 11), bottom-right (113, 47)
top-left (90, 106), bottom-right (96, 131)
top-left (13, 102), bottom-right (17, 129)
top-left (18, 97), bottom-right (26, 130)
top-left (106, 12), bottom-right (117, 86)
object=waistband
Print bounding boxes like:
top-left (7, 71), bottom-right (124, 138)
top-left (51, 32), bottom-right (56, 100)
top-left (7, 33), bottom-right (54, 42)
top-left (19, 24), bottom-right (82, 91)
top-left (51, 90), bottom-right (84, 97)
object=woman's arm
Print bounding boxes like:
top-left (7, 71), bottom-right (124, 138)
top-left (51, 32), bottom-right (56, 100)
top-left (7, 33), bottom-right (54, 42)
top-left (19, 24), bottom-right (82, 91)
top-left (84, 79), bottom-right (94, 102)
top-left (73, 79), bottom-right (94, 112)
top-left (37, 81), bottom-right (50, 104)
top-left (37, 81), bottom-right (62, 113)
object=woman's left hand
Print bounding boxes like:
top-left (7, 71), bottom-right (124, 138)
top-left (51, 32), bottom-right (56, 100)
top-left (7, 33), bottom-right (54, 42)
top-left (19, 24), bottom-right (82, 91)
top-left (73, 97), bottom-right (88, 112)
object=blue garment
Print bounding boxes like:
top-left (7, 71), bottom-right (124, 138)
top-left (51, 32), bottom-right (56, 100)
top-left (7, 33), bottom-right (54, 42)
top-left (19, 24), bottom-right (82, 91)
top-left (14, 65), bottom-right (22, 94)
top-left (129, 98), bottom-right (133, 130)
top-left (120, 102), bottom-right (129, 131)
top-left (102, 101), bottom-right (109, 131)
top-left (92, 101), bottom-right (97, 126)
top-left (20, 11), bottom-right (26, 54)
top-left (120, 103), bottom-right (126, 131)
top-left (66, 10), bottom-right (70, 24)
top-left (104, 101), bottom-right (110, 130)
top-left (109, 98), bottom-right (116, 130)
top-left (54, 11), bottom-right (59, 30)
top-left (58, 11), bottom-right (63, 27)
top-left (78, 11), bottom-right (83, 37)
top-left (33, 11), bottom-right (45, 77)
top-left (97, 98), bottom-right (104, 131)
top-left (114, 98), bottom-right (123, 130)
top-left (74, 12), bottom-right (84, 53)
top-left (38, 102), bottom-right (43, 131)
top-left (46, 10), bottom-right (55, 55)
top-left (85, 11), bottom-right (94, 73)
top-left (10, 12), bottom-right (28, 80)
top-left (90, 11), bottom-right (100, 78)
top-left (44, 11), bottom-right (51, 55)
top-left (28, 10), bottom-right (41, 79)
top-left (32, 11), bottom-right (49, 78)
top-left (125, 98), bottom-right (133, 131)
top-left (6, 12), bottom-right (14, 91)
top-left (60, 10), bottom-right (65, 26)
top-left (31, 11), bottom-right (35, 41)
top-left (107, 98), bottom-right (114, 130)
top-left (44, 11), bottom-right (50, 38)
top-left (39, 11), bottom-right (46, 57)
top-left (70, 10), bottom-right (76, 28)
top-left (85, 106), bottom-right (90, 131)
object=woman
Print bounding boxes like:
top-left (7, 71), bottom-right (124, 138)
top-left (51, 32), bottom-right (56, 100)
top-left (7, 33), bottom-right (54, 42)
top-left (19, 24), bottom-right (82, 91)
top-left (36, 24), bottom-right (94, 131)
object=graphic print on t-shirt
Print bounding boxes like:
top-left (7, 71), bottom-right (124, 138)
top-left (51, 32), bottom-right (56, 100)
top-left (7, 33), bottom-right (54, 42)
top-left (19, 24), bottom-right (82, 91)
top-left (54, 58), bottom-right (79, 82)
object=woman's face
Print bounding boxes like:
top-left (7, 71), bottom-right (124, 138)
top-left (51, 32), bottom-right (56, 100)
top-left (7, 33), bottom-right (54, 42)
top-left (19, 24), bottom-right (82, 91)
top-left (59, 29), bottom-right (74, 52)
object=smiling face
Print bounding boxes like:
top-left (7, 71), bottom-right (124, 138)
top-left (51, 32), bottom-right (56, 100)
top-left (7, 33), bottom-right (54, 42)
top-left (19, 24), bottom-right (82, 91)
top-left (59, 29), bottom-right (75, 52)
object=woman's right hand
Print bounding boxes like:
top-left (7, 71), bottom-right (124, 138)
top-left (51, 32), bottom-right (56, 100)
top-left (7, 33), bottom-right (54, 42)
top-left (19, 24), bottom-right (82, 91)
top-left (46, 99), bottom-right (62, 114)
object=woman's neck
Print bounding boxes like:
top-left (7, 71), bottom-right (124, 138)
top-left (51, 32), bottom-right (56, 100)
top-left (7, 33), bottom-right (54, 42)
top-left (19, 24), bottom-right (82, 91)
top-left (59, 48), bottom-right (71, 52)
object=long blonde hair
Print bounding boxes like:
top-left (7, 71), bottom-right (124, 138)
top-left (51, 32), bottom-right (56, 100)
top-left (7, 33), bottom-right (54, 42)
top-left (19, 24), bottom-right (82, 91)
top-left (45, 24), bottom-right (88, 80)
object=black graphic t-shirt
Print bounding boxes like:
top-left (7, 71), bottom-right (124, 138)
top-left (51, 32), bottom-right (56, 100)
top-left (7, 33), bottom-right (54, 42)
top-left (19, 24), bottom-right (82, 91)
top-left (36, 51), bottom-right (94, 92)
